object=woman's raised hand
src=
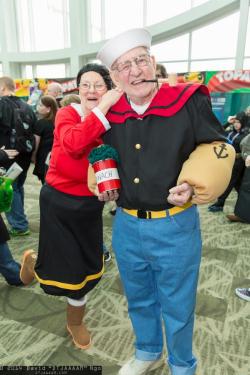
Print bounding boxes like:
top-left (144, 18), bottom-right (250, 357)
top-left (97, 87), bottom-right (123, 115)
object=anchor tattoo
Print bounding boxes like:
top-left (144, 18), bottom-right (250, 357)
top-left (213, 143), bottom-right (229, 159)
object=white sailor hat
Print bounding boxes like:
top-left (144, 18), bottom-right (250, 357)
top-left (97, 28), bottom-right (152, 69)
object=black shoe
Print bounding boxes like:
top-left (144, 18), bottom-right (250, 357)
top-left (104, 251), bottom-right (112, 263)
top-left (208, 204), bottom-right (223, 212)
top-left (109, 209), bottom-right (116, 216)
top-left (9, 228), bottom-right (30, 236)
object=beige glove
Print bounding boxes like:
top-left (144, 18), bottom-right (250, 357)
top-left (177, 142), bottom-right (235, 204)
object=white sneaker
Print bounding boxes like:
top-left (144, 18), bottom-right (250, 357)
top-left (118, 357), bottom-right (159, 375)
top-left (235, 287), bottom-right (250, 301)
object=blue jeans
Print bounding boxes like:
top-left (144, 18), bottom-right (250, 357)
top-left (5, 172), bottom-right (29, 231)
top-left (0, 242), bottom-right (22, 285)
top-left (112, 206), bottom-right (202, 375)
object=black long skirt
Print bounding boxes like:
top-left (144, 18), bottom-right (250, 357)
top-left (35, 184), bottom-right (105, 299)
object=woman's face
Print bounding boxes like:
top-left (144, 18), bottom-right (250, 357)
top-left (37, 101), bottom-right (50, 116)
top-left (233, 120), bottom-right (242, 131)
top-left (78, 71), bottom-right (108, 113)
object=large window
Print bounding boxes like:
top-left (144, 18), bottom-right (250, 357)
top-left (146, 0), bottom-right (191, 25)
top-left (163, 62), bottom-right (189, 74)
top-left (244, 59), bottom-right (250, 69)
top-left (22, 63), bottom-right (67, 78)
top-left (88, 0), bottom-right (210, 42)
top-left (191, 12), bottom-right (239, 60)
top-left (88, 0), bottom-right (102, 42)
top-left (151, 10), bottom-right (240, 73)
top-left (151, 35), bottom-right (189, 62)
top-left (15, 0), bottom-right (70, 52)
top-left (191, 59), bottom-right (235, 71)
top-left (151, 34), bottom-right (189, 73)
top-left (0, 0), bottom-right (249, 77)
top-left (104, 0), bottom-right (143, 39)
top-left (245, 5), bottom-right (250, 57)
top-left (36, 63), bottom-right (66, 78)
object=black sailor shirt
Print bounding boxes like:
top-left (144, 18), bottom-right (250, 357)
top-left (104, 84), bottom-right (227, 211)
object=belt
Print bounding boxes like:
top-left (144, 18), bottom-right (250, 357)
top-left (123, 201), bottom-right (193, 219)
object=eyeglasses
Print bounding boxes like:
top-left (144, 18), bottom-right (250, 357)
top-left (112, 54), bottom-right (151, 73)
top-left (79, 82), bottom-right (106, 91)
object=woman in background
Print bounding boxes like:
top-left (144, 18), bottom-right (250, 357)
top-left (60, 93), bottom-right (81, 107)
top-left (32, 95), bottom-right (58, 184)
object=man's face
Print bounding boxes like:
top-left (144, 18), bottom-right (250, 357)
top-left (47, 85), bottom-right (62, 99)
top-left (111, 47), bottom-right (156, 105)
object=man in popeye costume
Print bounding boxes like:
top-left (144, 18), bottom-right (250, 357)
top-left (88, 28), bottom-right (235, 375)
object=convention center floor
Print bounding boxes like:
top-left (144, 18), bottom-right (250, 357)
top-left (0, 170), bottom-right (249, 375)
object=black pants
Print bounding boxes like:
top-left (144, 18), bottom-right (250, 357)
top-left (216, 158), bottom-right (245, 207)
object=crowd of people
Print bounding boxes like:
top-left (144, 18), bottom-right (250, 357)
top-left (0, 27), bottom-right (249, 375)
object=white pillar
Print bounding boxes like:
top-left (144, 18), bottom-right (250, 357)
top-left (235, 0), bottom-right (249, 69)
top-left (69, 0), bottom-right (88, 76)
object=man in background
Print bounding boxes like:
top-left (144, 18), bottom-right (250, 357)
top-left (0, 76), bottom-right (36, 236)
top-left (47, 82), bottom-right (63, 107)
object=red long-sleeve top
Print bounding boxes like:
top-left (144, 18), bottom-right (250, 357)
top-left (46, 104), bottom-right (109, 196)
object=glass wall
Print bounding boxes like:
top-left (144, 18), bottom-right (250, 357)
top-left (151, 34), bottom-right (189, 72)
top-left (0, 0), bottom-right (249, 78)
top-left (191, 12), bottom-right (239, 60)
top-left (104, 0), bottom-right (143, 38)
top-left (152, 11), bottom-right (240, 72)
top-left (245, 5), bottom-right (250, 57)
top-left (88, 0), bottom-right (102, 42)
top-left (15, 0), bottom-right (70, 52)
top-left (244, 58), bottom-right (250, 69)
top-left (88, 0), bottom-right (211, 41)
top-left (22, 63), bottom-right (67, 78)
top-left (146, 0), bottom-right (191, 25)
top-left (36, 63), bottom-right (67, 78)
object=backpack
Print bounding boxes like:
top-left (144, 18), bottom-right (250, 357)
top-left (4, 97), bottom-right (36, 154)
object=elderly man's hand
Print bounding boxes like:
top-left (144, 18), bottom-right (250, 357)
top-left (98, 189), bottom-right (119, 202)
top-left (167, 182), bottom-right (194, 206)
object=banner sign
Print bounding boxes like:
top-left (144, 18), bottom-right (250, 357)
top-left (205, 70), bottom-right (250, 93)
top-left (14, 78), bottom-right (78, 98)
top-left (176, 71), bottom-right (205, 84)
top-left (14, 71), bottom-right (250, 123)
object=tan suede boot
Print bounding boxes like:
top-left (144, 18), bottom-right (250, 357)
top-left (20, 249), bottom-right (37, 285)
top-left (66, 303), bottom-right (91, 350)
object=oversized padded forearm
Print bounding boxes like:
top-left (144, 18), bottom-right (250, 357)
top-left (177, 142), bottom-right (235, 204)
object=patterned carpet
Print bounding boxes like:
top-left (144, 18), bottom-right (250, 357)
top-left (0, 170), bottom-right (249, 375)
